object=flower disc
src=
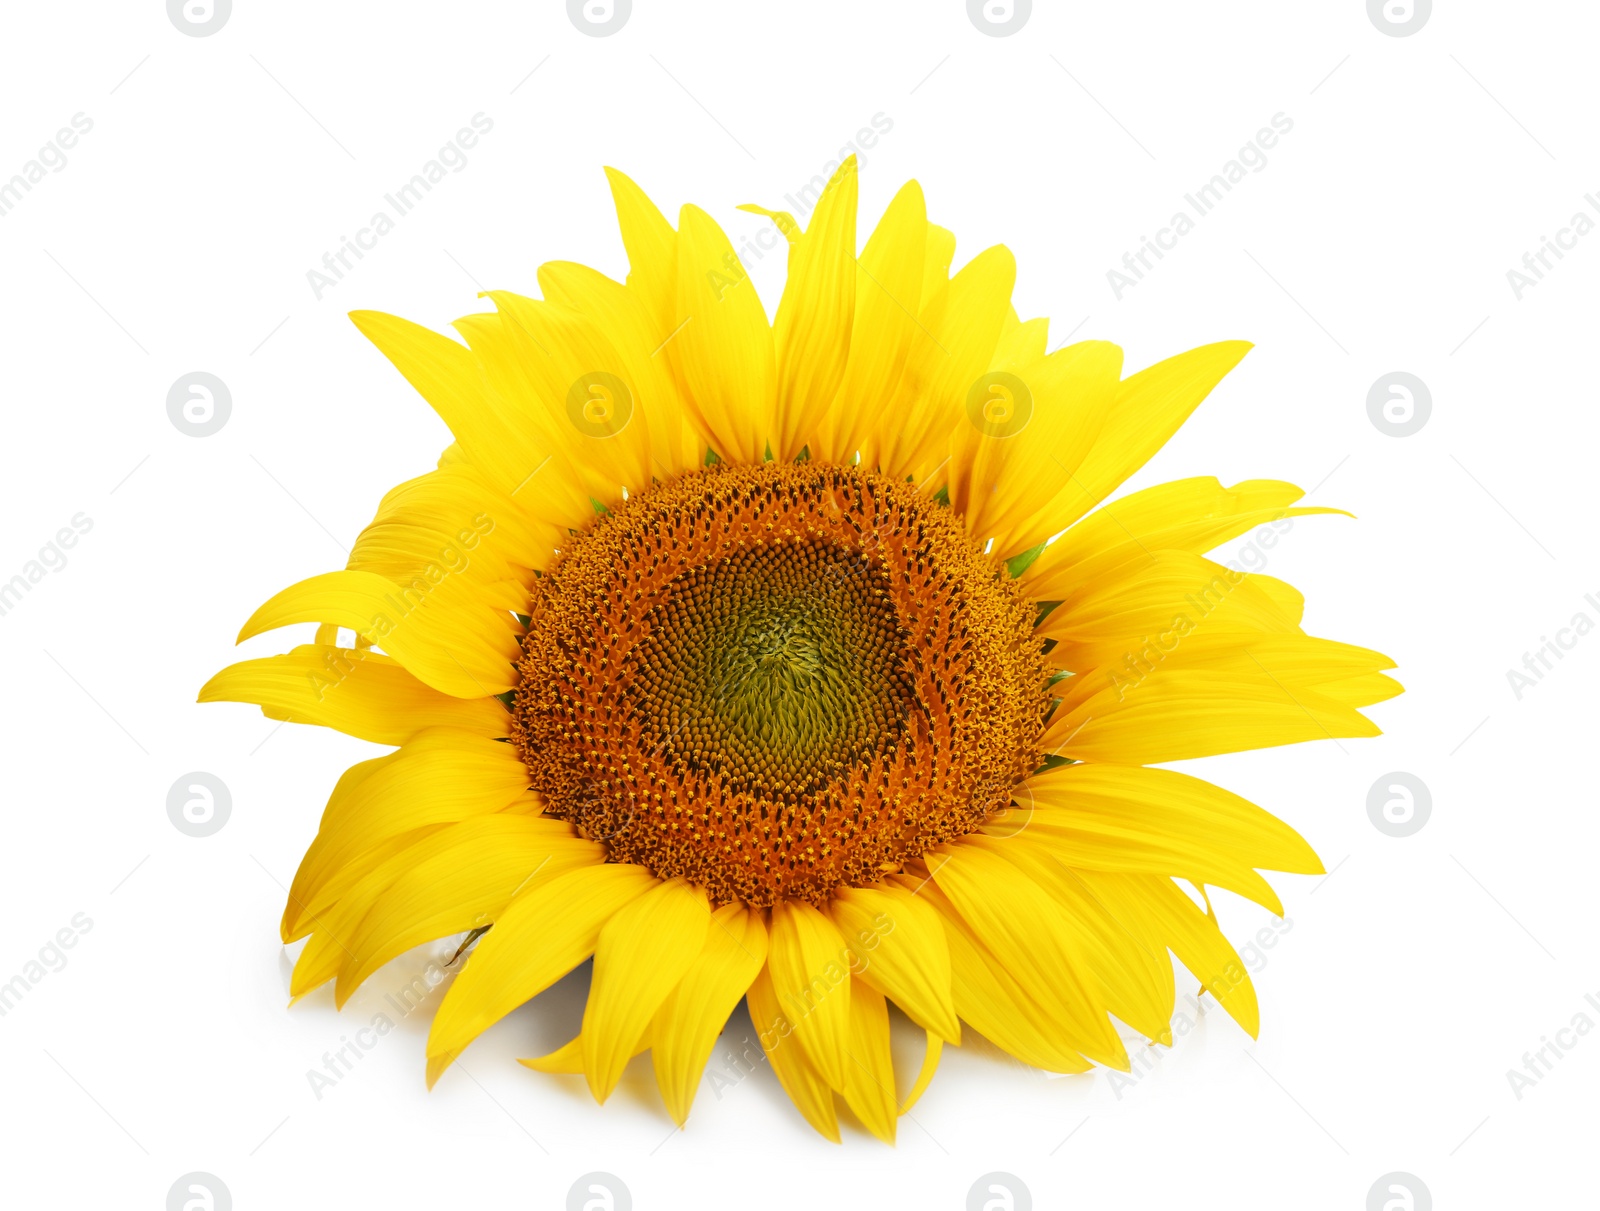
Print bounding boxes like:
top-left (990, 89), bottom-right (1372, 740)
top-left (511, 461), bottom-right (1050, 907)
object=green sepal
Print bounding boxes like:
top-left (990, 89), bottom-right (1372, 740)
top-left (1006, 541), bottom-right (1047, 578)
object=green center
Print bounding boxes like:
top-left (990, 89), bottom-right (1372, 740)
top-left (632, 537), bottom-right (913, 798)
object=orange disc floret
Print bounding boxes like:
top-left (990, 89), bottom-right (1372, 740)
top-left (511, 461), bottom-right (1049, 907)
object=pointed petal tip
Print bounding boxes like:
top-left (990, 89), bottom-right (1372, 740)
top-left (347, 309), bottom-right (391, 337)
top-left (860, 1119), bottom-right (897, 1146)
top-left (1221, 339), bottom-right (1254, 367)
top-left (517, 1049), bottom-right (584, 1076)
top-left (425, 1050), bottom-right (456, 1090)
top-left (234, 605), bottom-right (274, 645)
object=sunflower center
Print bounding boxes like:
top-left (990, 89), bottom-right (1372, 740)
top-left (634, 538), bottom-right (912, 797)
top-left (511, 462), bottom-right (1049, 907)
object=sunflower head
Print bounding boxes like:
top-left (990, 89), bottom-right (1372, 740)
top-left (201, 157), bottom-right (1398, 1143)
top-left (512, 459), bottom-right (1050, 909)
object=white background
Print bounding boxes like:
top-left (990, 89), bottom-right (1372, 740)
top-left (0, 1), bottom-right (1593, 1207)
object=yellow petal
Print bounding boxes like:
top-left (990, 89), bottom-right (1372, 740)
top-left (1044, 669), bottom-right (1382, 764)
top-left (475, 290), bottom-right (655, 498)
top-left (745, 964), bottom-right (841, 1142)
top-left (519, 1035), bottom-right (585, 1074)
top-left (236, 569), bottom-right (519, 698)
top-left (289, 928), bottom-right (346, 1002)
top-left (447, 307), bottom-right (622, 527)
top-left (290, 820), bottom-right (551, 1000)
top-left (346, 530), bottom-right (528, 616)
top-left (669, 204), bottom-right (776, 463)
top-left (582, 877), bottom-right (711, 1102)
top-left (425, 1048), bottom-right (461, 1089)
top-left (964, 835), bottom-right (1173, 1044)
top-left (1025, 476), bottom-right (1342, 601)
top-left (928, 844), bottom-right (1125, 1068)
top-left (1036, 552), bottom-right (1302, 667)
top-left (200, 645), bottom-right (507, 745)
top-left (289, 825), bottom-right (511, 1002)
top-left (766, 900), bottom-right (853, 1090)
top-left (520, 1032), bottom-right (649, 1075)
top-left (874, 244), bottom-right (1016, 483)
top-left (284, 729), bottom-right (533, 936)
top-left (351, 467), bottom-right (562, 595)
top-left (898, 1031), bottom-right (944, 1116)
top-left (427, 863), bottom-right (660, 1069)
top-left (1019, 762), bottom-right (1322, 878)
top-left (990, 812), bottom-right (1284, 918)
top-left (990, 308), bottom-right (1050, 367)
top-left (349, 310), bottom-right (558, 502)
top-left (951, 339), bottom-right (1122, 554)
top-left (335, 816), bottom-right (600, 1005)
top-left (818, 180), bottom-right (926, 464)
top-left (744, 158), bottom-right (858, 459)
top-left (1049, 341), bottom-right (1253, 529)
top-left (921, 223), bottom-right (956, 301)
top-left (906, 875), bottom-right (1091, 1074)
top-left (829, 885), bottom-right (959, 1042)
top-left (604, 166), bottom-right (678, 336)
top-left (1083, 873), bottom-right (1260, 1038)
top-left (839, 979), bottom-right (897, 1144)
top-left (1160, 634), bottom-right (1401, 704)
top-left (537, 260), bottom-right (701, 480)
top-left (650, 904), bottom-right (768, 1126)
top-left (281, 794), bottom-right (433, 941)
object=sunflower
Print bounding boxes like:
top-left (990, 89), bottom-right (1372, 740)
top-left (201, 158), bottom-right (1399, 1142)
